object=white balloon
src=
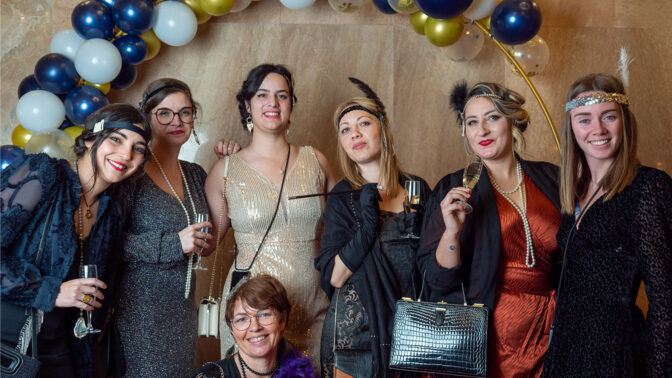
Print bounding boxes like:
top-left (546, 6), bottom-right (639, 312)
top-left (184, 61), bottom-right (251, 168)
top-left (329, 0), bottom-right (366, 13)
top-left (463, 0), bottom-right (497, 20)
top-left (50, 29), bottom-right (86, 61)
top-left (445, 23), bottom-right (485, 62)
top-left (153, 2), bottom-right (198, 47)
top-left (25, 129), bottom-right (76, 160)
top-left (507, 35), bottom-right (550, 76)
top-left (279, 0), bottom-right (315, 10)
top-left (387, 0), bottom-right (418, 14)
top-left (74, 38), bottom-right (122, 84)
top-left (16, 90), bottom-right (65, 133)
top-left (230, 0), bottom-right (252, 12)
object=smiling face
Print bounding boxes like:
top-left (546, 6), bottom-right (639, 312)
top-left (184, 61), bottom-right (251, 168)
top-left (338, 109), bottom-right (382, 166)
top-left (91, 127), bottom-right (148, 186)
top-left (231, 299), bottom-right (285, 362)
top-left (149, 92), bottom-right (194, 146)
top-left (569, 91), bottom-right (623, 169)
top-left (463, 97), bottom-right (513, 162)
top-left (246, 73), bottom-right (292, 134)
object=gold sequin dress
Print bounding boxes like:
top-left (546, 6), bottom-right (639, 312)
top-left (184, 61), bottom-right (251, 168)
top-left (219, 146), bottom-right (329, 363)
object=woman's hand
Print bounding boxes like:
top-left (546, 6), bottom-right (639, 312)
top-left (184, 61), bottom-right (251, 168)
top-left (179, 221), bottom-right (213, 255)
top-left (55, 278), bottom-right (107, 311)
top-left (440, 187), bottom-right (470, 236)
top-left (213, 139), bottom-right (241, 158)
top-left (359, 183), bottom-right (382, 227)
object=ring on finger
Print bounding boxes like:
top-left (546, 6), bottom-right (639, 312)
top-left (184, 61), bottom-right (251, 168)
top-left (82, 294), bottom-right (93, 304)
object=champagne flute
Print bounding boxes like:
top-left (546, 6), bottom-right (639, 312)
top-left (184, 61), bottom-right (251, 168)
top-left (457, 156), bottom-right (483, 214)
top-left (79, 264), bottom-right (101, 334)
top-left (402, 180), bottom-right (422, 239)
top-left (193, 213), bottom-right (210, 271)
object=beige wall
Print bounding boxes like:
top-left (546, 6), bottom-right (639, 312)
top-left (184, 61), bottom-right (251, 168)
top-left (2, 0), bottom-right (670, 366)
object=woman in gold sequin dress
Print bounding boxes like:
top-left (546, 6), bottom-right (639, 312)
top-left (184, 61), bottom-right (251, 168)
top-left (205, 64), bottom-right (337, 365)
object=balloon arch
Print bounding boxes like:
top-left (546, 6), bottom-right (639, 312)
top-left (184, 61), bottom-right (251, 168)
top-left (2, 0), bottom-right (557, 169)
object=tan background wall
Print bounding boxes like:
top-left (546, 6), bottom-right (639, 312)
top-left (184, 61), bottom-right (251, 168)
top-left (2, 0), bottom-right (670, 366)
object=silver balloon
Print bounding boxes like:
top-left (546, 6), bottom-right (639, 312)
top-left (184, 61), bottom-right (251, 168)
top-left (444, 23), bottom-right (485, 62)
top-left (25, 129), bottom-right (76, 160)
top-left (507, 35), bottom-right (550, 76)
top-left (328, 0), bottom-right (366, 13)
top-left (388, 0), bottom-right (417, 14)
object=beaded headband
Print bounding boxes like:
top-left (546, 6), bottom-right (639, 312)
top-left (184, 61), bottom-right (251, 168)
top-left (565, 92), bottom-right (629, 112)
top-left (337, 105), bottom-right (379, 124)
top-left (92, 119), bottom-right (150, 142)
top-left (459, 94), bottom-right (503, 136)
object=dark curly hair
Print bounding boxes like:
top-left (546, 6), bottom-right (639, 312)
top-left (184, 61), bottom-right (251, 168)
top-left (236, 64), bottom-right (297, 132)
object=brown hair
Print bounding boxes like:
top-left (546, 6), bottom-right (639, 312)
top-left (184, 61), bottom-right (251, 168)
top-left (224, 274), bottom-right (291, 328)
top-left (559, 73), bottom-right (639, 214)
top-left (333, 97), bottom-right (402, 197)
top-left (139, 78), bottom-right (200, 121)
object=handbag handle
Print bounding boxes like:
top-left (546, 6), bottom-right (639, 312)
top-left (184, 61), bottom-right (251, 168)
top-left (416, 270), bottom-right (471, 306)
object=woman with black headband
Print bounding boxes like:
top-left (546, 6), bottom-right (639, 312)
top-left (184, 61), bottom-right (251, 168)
top-left (114, 78), bottom-right (213, 377)
top-left (543, 73), bottom-right (671, 376)
top-left (205, 64), bottom-right (337, 366)
top-left (1, 104), bottom-right (150, 377)
top-left (315, 78), bottom-right (431, 377)
top-left (417, 82), bottom-right (561, 376)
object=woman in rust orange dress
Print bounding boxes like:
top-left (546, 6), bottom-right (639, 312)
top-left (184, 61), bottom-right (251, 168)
top-left (417, 82), bottom-right (561, 376)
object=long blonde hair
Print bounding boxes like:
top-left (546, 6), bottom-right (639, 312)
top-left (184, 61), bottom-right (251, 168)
top-left (559, 73), bottom-right (639, 214)
top-left (333, 97), bottom-right (402, 196)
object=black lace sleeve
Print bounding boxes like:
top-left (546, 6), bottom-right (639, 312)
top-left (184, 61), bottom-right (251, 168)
top-left (633, 168), bottom-right (672, 376)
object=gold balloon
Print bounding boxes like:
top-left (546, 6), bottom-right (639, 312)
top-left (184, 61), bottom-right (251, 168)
top-left (185, 0), bottom-right (213, 24)
top-left (200, 0), bottom-right (235, 16)
top-left (140, 29), bottom-right (161, 61)
top-left (64, 126), bottom-right (84, 141)
top-left (11, 125), bottom-right (33, 148)
top-left (81, 80), bottom-right (111, 94)
top-left (424, 16), bottom-right (464, 47)
top-left (409, 11), bottom-right (429, 35)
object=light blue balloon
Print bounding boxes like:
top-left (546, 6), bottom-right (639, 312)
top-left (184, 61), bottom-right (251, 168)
top-left (50, 29), bottom-right (86, 61)
top-left (16, 90), bottom-right (66, 133)
top-left (153, 2), bottom-right (197, 47)
top-left (74, 38), bottom-right (123, 84)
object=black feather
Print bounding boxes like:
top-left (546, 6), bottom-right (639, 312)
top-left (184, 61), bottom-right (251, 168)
top-left (449, 81), bottom-right (469, 116)
top-left (348, 77), bottom-right (386, 116)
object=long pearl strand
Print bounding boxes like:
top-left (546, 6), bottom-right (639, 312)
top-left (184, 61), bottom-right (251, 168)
top-left (488, 161), bottom-right (536, 268)
top-left (150, 149), bottom-right (198, 298)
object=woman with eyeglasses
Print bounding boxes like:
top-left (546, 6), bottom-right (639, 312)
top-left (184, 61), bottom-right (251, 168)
top-left (193, 274), bottom-right (314, 378)
top-left (114, 78), bottom-right (213, 377)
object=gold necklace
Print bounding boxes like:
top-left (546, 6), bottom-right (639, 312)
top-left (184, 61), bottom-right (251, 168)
top-left (149, 149), bottom-right (198, 298)
top-left (73, 160), bottom-right (88, 338)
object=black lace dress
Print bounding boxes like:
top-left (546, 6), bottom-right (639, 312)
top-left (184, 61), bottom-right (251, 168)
top-left (543, 166), bottom-right (672, 377)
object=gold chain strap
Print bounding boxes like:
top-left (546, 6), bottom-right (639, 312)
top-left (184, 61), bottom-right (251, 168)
top-left (207, 176), bottom-right (227, 299)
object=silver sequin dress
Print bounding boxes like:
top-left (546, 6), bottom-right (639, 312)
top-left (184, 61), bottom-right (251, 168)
top-left (219, 146), bottom-right (330, 364)
top-left (116, 161), bottom-right (207, 377)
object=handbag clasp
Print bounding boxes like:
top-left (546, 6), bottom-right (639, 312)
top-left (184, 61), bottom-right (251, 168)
top-left (433, 307), bottom-right (446, 326)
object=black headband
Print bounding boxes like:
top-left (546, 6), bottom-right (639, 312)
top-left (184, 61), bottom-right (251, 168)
top-left (93, 120), bottom-right (150, 143)
top-left (140, 84), bottom-right (184, 108)
top-left (337, 105), bottom-right (380, 124)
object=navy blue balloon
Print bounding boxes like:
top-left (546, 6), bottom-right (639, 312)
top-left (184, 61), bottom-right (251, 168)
top-left (110, 64), bottom-right (138, 90)
top-left (415, 0), bottom-right (473, 19)
top-left (64, 85), bottom-right (110, 125)
top-left (373, 0), bottom-right (396, 14)
top-left (34, 53), bottom-right (80, 94)
top-left (71, 0), bottom-right (115, 40)
top-left (18, 75), bottom-right (43, 98)
top-left (1, 145), bottom-right (25, 170)
top-left (96, 0), bottom-right (116, 8)
top-left (112, 0), bottom-right (155, 35)
top-left (60, 118), bottom-right (75, 130)
top-left (113, 35), bottom-right (147, 65)
top-left (490, 0), bottom-right (542, 45)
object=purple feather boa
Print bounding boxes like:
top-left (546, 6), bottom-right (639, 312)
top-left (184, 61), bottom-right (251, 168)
top-left (274, 349), bottom-right (315, 378)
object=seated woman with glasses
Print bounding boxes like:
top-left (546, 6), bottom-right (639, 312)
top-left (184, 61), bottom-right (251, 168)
top-left (115, 78), bottom-right (213, 377)
top-left (193, 274), bottom-right (314, 378)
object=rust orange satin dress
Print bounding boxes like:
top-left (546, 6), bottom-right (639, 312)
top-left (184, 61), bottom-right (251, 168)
top-left (489, 173), bottom-right (561, 378)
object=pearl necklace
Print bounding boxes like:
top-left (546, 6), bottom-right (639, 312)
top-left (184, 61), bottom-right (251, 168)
top-left (150, 149), bottom-right (198, 298)
top-left (488, 161), bottom-right (535, 268)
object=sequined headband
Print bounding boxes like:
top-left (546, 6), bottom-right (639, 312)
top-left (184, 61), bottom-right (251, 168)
top-left (337, 105), bottom-right (380, 124)
top-left (92, 120), bottom-right (150, 142)
top-left (139, 84), bottom-right (184, 108)
top-left (459, 93), bottom-right (503, 136)
top-left (565, 92), bottom-right (629, 112)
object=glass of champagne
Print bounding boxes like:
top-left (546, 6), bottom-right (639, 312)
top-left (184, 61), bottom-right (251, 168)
top-left (193, 213), bottom-right (210, 271)
top-left (79, 264), bottom-right (102, 334)
top-left (458, 156), bottom-right (483, 214)
top-left (402, 180), bottom-right (422, 239)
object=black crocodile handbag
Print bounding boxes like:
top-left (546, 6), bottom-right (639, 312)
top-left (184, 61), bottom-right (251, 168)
top-left (389, 282), bottom-right (488, 377)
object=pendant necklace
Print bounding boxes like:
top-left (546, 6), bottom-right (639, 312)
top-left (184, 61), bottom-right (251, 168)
top-left (488, 161), bottom-right (536, 268)
top-left (73, 160), bottom-right (89, 338)
top-left (150, 149), bottom-right (198, 298)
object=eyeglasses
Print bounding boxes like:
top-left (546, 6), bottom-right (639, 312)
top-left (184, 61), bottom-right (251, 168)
top-left (153, 107), bottom-right (195, 125)
top-left (231, 309), bottom-right (277, 331)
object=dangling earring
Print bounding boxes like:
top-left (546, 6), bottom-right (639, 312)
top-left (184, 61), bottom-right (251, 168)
top-left (246, 115), bottom-right (254, 133)
top-left (285, 126), bottom-right (290, 138)
top-left (192, 128), bottom-right (201, 145)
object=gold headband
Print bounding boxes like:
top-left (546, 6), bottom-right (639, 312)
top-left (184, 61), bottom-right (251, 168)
top-left (565, 92), bottom-right (629, 112)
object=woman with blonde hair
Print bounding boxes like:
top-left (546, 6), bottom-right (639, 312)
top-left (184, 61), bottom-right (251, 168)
top-left (543, 73), bottom-right (671, 376)
top-left (315, 78), bottom-right (430, 377)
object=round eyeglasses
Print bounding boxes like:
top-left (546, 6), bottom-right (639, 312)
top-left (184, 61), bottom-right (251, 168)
top-left (231, 309), bottom-right (277, 331)
top-left (153, 107), bottom-right (195, 125)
